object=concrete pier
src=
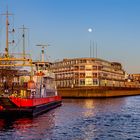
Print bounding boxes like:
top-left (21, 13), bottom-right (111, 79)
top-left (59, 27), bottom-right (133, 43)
top-left (58, 87), bottom-right (140, 98)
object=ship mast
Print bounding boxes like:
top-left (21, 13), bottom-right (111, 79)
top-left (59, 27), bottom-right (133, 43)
top-left (2, 9), bottom-right (13, 57)
top-left (6, 10), bottom-right (9, 57)
top-left (0, 9), bottom-right (34, 81)
top-left (19, 25), bottom-right (28, 60)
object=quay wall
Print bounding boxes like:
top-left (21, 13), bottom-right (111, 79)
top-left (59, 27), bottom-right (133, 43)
top-left (57, 87), bottom-right (140, 98)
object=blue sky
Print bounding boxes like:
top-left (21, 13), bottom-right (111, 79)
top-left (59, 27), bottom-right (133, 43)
top-left (0, 0), bottom-right (140, 73)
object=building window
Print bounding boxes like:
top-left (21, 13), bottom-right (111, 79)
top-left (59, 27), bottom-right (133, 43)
top-left (75, 73), bottom-right (79, 78)
top-left (80, 66), bottom-right (85, 70)
top-left (80, 79), bottom-right (85, 85)
top-left (93, 79), bottom-right (98, 85)
top-left (93, 73), bottom-right (97, 78)
top-left (93, 66), bottom-right (97, 70)
top-left (80, 73), bottom-right (85, 78)
top-left (85, 78), bottom-right (93, 85)
top-left (75, 80), bottom-right (79, 85)
top-left (75, 66), bottom-right (79, 70)
top-left (85, 65), bottom-right (92, 70)
top-left (85, 72), bottom-right (92, 77)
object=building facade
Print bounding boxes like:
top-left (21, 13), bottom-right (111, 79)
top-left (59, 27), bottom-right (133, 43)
top-left (50, 58), bottom-right (139, 88)
top-left (129, 74), bottom-right (140, 82)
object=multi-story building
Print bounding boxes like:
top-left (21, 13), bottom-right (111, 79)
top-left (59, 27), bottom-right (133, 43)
top-left (50, 57), bottom-right (135, 88)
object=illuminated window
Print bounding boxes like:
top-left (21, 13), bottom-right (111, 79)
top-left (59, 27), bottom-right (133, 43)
top-left (85, 78), bottom-right (93, 85)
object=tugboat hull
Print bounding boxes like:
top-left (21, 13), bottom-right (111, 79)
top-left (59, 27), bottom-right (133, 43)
top-left (0, 96), bottom-right (62, 117)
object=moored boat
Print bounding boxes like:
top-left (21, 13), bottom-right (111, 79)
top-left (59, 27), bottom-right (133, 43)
top-left (0, 69), bottom-right (62, 117)
top-left (0, 9), bottom-right (62, 117)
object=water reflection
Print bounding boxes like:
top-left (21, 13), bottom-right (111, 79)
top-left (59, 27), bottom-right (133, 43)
top-left (0, 111), bottom-right (56, 140)
top-left (0, 97), bottom-right (140, 140)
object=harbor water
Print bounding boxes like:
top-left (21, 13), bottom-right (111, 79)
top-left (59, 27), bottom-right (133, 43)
top-left (0, 96), bottom-right (140, 140)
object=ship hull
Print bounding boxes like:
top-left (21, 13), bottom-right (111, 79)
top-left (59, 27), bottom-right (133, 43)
top-left (0, 96), bottom-right (62, 117)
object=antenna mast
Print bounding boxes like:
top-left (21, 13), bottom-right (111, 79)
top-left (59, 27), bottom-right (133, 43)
top-left (36, 44), bottom-right (50, 62)
top-left (90, 40), bottom-right (91, 58)
top-left (96, 42), bottom-right (98, 58)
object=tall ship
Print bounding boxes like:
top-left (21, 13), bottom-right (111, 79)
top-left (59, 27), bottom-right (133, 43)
top-left (0, 10), bottom-right (62, 117)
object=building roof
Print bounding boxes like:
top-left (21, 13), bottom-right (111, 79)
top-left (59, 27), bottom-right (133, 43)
top-left (53, 57), bottom-right (120, 65)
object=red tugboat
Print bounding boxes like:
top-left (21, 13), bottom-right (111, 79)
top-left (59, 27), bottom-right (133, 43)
top-left (0, 10), bottom-right (62, 117)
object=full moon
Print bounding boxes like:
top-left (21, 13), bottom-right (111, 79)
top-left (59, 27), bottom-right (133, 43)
top-left (88, 28), bottom-right (92, 32)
